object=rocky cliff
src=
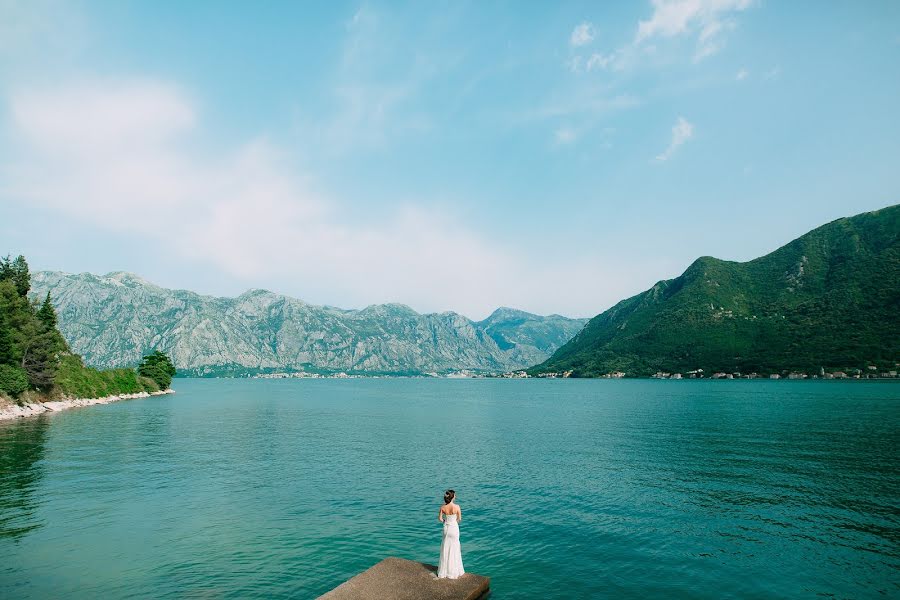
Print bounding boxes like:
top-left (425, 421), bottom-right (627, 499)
top-left (31, 272), bottom-right (587, 375)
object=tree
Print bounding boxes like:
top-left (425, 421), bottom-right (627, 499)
top-left (0, 279), bottom-right (32, 363)
top-left (0, 304), bottom-right (13, 365)
top-left (138, 350), bottom-right (176, 390)
top-left (19, 324), bottom-right (63, 391)
top-left (0, 280), bottom-right (67, 390)
top-left (0, 255), bottom-right (31, 297)
top-left (37, 292), bottom-right (58, 331)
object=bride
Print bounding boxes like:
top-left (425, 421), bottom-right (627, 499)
top-left (437, 489), bottom-right (465, 579)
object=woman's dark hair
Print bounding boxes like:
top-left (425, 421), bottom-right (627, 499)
top-left (444, 489), bottom-right (455, 504)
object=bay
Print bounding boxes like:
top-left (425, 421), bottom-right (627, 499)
top-left (1, 379), bottom-right (898, 598)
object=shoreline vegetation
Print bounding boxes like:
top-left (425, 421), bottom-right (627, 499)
top-left (0, 255), bottom-right (176, 414)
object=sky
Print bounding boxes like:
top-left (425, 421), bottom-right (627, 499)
top-left (0, 1), bottom-right (898, 320)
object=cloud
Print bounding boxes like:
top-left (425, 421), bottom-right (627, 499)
top-left (525, 90), bottom-right (640, 121)
top-left (694, 14), bottom-right (746, 61)
top-left (735, 68), bottom-right (748, 81)
top-left (566, 0), bottom-right (754, 76)
top-left (3, 79), bottom-right (659, 319)
top-left (636, 0), bottom-right (752, 42)
top-left (553, 127), bottom-right (577, 145)
top-left (586, 52), bottom-right (616, 71)
top-left (655, 116), bottom-right (694, 161)
top-left (298, 4), bottom-right (433, 154)
top-left (570, 22), bottom-right (595, 47)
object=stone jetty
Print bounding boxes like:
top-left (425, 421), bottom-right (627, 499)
top-left (319, 557), bottom-right (490, 600)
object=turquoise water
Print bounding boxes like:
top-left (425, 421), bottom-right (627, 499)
top-left (1, 379), bottom-right (898, 598)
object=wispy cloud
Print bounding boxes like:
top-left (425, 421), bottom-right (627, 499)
top-left (567, 51), bottom-right (625, 74)
top-left (570, 22), bottom-right (595, 47)
top-left (735, 67), bottom-right (748, 81)
top-left (3, 79), bottom-right (656, 318)
top-left (568, 0), bottom-right (754, 74)
top-left (637, 0), bottom-right (752, 60)
top-left (586, 52), bottom-right (616, 71)
top-left (304, 4), bottom-right (434, 154)
top-left (524, 90), bottom-right (641, 121)
top-left (553, 126), bottom-right (577, 145)
top-left (655, 116), bottom-right (694, 161)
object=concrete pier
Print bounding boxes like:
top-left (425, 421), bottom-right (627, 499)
top-left (319, 557), bottom-right (490, 600)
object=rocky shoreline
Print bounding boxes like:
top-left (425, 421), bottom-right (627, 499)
top-left (0, 389), bottom-right (174, 421)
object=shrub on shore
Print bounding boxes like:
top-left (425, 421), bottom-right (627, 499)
top-left (0, 364), bottom-right (29, 399)
top-left (138, 351), bottom-right (176, 391)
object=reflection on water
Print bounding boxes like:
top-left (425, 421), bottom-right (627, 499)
top-left (0, 416), bottom-right (49, 540)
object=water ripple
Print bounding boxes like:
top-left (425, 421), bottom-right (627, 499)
top-left (1, 379), bottom-right (898, 599)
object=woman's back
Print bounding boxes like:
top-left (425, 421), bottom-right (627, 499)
top-left (441, 502), bottom-right (460, 521)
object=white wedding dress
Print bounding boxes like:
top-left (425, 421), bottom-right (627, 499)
top-left (437, 513), bottom-right (465, 579)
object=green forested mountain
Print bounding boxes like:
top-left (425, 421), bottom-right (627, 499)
top-left (533, 205), bottom-right (900, 377)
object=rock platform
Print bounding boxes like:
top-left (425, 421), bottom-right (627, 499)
top-left (319, 557), bottom-right (489, 600)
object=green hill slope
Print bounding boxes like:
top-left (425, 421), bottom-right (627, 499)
top-left (532, 204), bottom-right (900, 377)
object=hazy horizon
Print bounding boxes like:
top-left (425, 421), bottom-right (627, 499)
top-left (27, 202), bottom-right (895, 321)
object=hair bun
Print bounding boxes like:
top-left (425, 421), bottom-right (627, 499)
top-left (443, 489), bottom-right (455, 504)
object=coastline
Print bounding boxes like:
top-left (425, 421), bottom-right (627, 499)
top-left (0, 389), bottom-right (174, 422)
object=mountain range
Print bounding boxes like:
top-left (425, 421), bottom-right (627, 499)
top-left (534, 204), bottom-right (899, 377)
top-left (30, 272), bottom-right (587, 376)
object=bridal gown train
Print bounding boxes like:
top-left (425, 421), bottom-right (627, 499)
top-left (437, 513), bottom-right (465, 579)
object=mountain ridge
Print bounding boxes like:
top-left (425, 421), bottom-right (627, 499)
top-left (30, 271), bottom-right (588, 376)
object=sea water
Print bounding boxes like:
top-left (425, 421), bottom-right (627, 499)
top-left (1, 378), bottom-right (897, 598)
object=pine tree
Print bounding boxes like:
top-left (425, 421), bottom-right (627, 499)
top-left (0, 262), bottom-right (65, 390)
top-left (12, 255), bottom-right (30, 297)
top-left (0, 305), bottom-right (13, 365)
top-left (20, 338), bottom-right (56, 390)
top-left (0, 255), bottom-right (31, 297)
top-left (0, 280), bottom-right (30, 362)
top-left (37, 292), bottom-right (58, 331)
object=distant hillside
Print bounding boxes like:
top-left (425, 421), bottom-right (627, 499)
top-left (30, 273), bottom-right (587, 376)
top-left (533, 205), bottom-right (900, 377)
